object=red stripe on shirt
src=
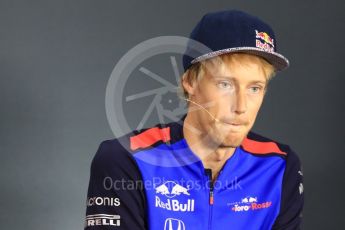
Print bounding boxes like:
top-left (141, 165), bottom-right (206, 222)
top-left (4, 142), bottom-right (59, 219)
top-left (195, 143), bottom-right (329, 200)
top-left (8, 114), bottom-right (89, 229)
top-left (241, 137), bottom-right (287, 156)
top-left (130, 127), bottom-right (171, 151)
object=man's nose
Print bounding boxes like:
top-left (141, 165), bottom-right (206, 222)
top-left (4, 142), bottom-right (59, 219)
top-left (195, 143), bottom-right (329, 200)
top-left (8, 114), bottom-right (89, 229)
top-left (231, 90), bottom-right (247, 114)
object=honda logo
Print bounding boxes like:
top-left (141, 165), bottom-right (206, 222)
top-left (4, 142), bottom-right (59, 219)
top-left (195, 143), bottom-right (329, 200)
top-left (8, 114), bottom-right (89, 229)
top-left (164, 218), bottom-right (186, 230)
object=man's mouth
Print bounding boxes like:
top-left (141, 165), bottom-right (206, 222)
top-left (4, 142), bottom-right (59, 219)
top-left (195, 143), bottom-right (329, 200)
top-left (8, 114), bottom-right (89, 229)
top-left (228, 122), bottom-right (241, 126)
top-left (222, 120), bottom-right (246, 126)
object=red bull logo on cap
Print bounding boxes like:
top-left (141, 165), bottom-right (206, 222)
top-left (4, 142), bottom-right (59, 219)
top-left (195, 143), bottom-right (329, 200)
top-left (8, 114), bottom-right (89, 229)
top-left (255, 30), bottom-right (275, 52)
top-left (255, 30), bottom-right (274, 46)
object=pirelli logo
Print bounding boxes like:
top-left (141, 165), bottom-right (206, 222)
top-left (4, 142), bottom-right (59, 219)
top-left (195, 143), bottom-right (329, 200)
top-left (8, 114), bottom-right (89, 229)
top-left (85, 214), bottom-right (120, 227)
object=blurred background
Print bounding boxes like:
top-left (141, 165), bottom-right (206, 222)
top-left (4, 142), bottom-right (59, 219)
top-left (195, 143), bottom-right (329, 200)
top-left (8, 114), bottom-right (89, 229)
top-left (1, 0), bottom-right (344, 229)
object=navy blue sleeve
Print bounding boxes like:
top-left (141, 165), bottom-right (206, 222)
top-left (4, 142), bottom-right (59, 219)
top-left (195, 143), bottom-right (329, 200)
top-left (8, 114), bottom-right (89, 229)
top-left (272, 148), bottom-right (304, 230)
top-left (84, 139), bottom-right (147, 230)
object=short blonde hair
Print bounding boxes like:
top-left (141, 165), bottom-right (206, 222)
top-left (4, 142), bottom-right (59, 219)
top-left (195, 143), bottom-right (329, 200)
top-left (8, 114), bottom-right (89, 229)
top-left (178, 53), bottom-right (276, 99)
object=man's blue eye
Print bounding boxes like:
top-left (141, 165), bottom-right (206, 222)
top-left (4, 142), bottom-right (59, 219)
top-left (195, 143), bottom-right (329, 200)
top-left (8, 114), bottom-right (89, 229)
top-left (250, 86), bottom-right (261, 93)
top-left (217, 81), bottom-right (232, 89)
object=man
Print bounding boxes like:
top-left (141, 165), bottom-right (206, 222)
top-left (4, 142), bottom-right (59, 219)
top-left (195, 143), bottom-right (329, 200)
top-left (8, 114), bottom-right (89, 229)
top-left (84, 10), bottom-right (304, 230)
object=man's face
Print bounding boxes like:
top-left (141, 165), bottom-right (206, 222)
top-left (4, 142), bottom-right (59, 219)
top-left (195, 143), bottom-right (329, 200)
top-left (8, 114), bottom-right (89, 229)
top-left (186, 56), bottom-right (267, 148)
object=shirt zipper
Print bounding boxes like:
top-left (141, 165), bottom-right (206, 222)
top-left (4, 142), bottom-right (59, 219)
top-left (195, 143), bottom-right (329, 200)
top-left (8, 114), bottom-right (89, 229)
top-left (205, 169), bottom-right (214, 230)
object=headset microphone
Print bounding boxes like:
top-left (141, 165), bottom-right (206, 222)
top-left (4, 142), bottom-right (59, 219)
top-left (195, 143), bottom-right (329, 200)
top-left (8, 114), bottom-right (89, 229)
top-left (183, 98), bottom-right (221, 123)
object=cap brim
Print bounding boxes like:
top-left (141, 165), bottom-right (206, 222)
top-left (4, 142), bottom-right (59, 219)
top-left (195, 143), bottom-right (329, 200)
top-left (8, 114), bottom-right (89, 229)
top-left (190, 47), bottom-right (289, 72)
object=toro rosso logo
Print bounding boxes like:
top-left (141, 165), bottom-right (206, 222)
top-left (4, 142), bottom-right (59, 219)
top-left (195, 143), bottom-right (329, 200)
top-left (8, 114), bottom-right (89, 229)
top-left (155, 181), bottom-right (190, 198)
top-left (228, 196), bottom-right (272, 212)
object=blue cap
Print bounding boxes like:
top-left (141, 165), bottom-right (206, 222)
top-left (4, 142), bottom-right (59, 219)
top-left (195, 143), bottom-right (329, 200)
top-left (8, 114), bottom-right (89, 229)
top-left (182, 10), bottom-right (289, 72)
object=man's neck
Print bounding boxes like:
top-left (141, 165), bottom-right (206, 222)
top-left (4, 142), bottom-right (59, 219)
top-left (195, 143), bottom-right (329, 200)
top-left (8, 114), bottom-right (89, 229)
top-left (182, 114), bottom-right (236, 182)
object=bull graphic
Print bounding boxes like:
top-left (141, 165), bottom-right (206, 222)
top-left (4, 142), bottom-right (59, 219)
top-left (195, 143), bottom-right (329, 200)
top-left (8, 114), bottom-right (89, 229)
top-left (242, 196), bottom-right (257, 203)
top-left (155, 181), bottom-right (190, 197)
top-left (255, 30), bottom-right (274, 47)
top-left (241, 197), bottom-right (249, 203)
top-left (155, 184), bottom-right (170, 195)
top-left (171, 184), bottom-right (190, 196)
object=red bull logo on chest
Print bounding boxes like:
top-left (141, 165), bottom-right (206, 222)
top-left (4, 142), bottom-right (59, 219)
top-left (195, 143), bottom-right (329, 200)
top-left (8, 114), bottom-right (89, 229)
top-left (154, 181), bottom-right (195, 212)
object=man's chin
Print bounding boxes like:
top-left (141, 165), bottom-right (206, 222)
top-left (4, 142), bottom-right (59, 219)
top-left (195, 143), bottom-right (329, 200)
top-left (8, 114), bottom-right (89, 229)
top-left (220, 132), bottom-right (247, 148)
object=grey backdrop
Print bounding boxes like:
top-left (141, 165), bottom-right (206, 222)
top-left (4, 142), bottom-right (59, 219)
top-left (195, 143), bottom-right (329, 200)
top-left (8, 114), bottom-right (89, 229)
top-left (1, 0), bottom-right (344, 229)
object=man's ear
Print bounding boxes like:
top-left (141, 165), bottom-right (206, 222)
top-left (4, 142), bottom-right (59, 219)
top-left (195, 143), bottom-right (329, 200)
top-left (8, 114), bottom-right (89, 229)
top-left (182, 72), bottom-right (196, 96)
